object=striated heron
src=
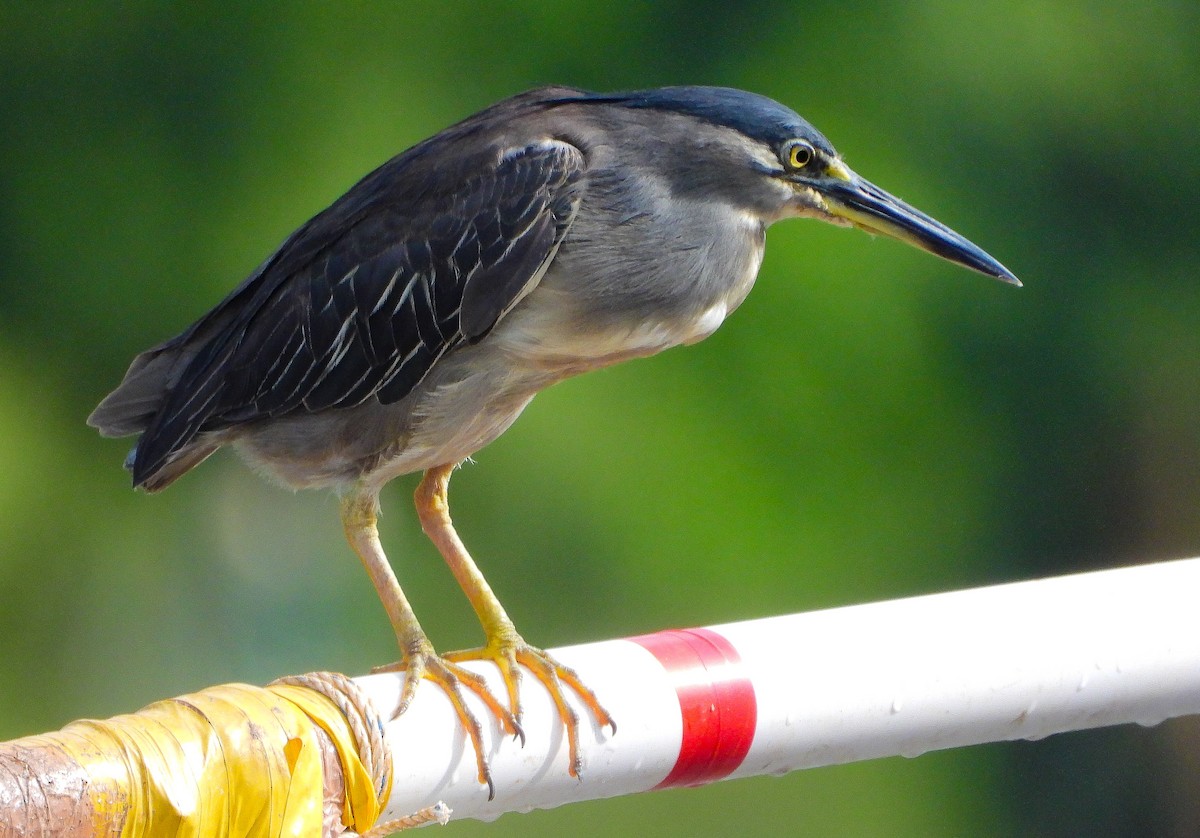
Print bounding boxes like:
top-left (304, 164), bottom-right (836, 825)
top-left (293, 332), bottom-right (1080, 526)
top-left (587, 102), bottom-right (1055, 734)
top-left (89, 86), bottom-right (1018, 795)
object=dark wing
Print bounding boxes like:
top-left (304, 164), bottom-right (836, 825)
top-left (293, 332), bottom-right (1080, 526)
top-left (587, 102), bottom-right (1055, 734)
top-left (95, 140), bottom-right (585, 489)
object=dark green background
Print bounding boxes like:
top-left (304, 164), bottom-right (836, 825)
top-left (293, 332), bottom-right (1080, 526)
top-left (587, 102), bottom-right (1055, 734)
top-left (2, 3), bottom-right (1198, 835)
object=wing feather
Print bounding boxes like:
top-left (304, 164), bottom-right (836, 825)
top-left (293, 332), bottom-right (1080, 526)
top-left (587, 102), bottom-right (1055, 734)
top-left (117, 140), bottom-right (584, 487)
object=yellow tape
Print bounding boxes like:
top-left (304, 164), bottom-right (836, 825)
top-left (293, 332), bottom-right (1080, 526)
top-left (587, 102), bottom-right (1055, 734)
top-left (21, 681), bottom-right (387, 837)
top-left (268, 682), bottom-right (390, 830)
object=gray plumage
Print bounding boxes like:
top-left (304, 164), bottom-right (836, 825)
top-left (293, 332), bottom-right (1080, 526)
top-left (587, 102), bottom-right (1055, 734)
top-left (89, 86), bottom-right (1017, 791)
top-left (91, 86), bottom-right (848, 492)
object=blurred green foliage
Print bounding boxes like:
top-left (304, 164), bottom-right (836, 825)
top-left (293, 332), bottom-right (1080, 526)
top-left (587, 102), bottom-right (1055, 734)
top-left (2, 2), bottom-right (1199, 835)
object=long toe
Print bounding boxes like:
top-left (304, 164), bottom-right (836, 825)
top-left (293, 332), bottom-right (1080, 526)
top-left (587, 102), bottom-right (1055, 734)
top-left (375, 649), bottom-right (519, 800)
top-left (446, 639), bottom-right (615, 778)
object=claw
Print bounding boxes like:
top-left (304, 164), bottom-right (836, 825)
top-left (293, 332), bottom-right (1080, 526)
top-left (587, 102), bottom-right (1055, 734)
top-left (446, 640), bottom-right (615, 779)
top-left (372, 649), bottom-right (518, 799)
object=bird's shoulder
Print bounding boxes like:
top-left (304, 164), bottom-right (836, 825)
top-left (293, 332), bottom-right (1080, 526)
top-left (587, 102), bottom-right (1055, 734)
top-left (213, 133), bottom-right (587, 392)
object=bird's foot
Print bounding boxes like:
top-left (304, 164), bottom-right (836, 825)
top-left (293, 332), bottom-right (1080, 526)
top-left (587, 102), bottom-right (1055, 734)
top-left (371, 642), bottom-right (520, 799)
top-left (444, 636), bottom-right (616, 779)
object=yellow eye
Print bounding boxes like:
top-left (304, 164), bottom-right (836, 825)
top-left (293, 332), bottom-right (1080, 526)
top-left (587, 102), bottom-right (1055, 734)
top-left (785, 140), bottom-right (815, 170)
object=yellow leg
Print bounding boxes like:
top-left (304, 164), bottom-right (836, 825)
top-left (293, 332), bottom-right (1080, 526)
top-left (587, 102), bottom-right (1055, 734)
top-left (339, 489), bottom-right (517, 798)
top-left (415, 463), bottom-right (616, 778)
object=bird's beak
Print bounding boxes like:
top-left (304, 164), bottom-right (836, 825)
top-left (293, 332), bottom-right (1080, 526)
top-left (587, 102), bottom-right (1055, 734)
top-left (814, 161), bottom-right (1020, 286)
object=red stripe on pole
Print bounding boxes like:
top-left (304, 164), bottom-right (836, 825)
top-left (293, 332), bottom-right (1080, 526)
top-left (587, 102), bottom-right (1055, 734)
top-left (629, 627), bottom-right (757, 789)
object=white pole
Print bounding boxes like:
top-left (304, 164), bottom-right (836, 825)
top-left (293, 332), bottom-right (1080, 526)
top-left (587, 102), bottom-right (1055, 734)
top-left (353, 557), bottom-right (1200, 825)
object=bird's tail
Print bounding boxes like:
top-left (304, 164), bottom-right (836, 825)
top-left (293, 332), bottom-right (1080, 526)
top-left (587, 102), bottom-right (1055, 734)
top-left (89, 342), bottom-right (220, 491)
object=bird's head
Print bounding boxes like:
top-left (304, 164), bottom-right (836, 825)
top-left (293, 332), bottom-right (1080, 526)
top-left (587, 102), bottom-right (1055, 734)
top-left (582, 86), bottom-right (1019, 285)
